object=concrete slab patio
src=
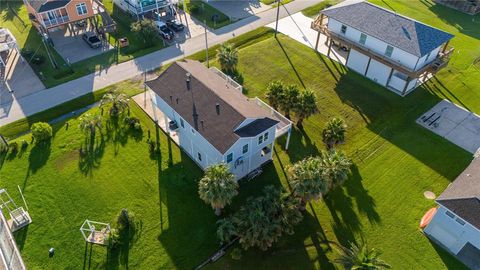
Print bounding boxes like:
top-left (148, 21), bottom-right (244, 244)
top-left (207, 0), bottom-right (271, 21)
top-left (417, 99), bottom-right (480, 154)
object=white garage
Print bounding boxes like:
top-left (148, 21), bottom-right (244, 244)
top-left (366, 59), bottom-right (391, 86)
top-left (346, 49), bottom-right (369, 75)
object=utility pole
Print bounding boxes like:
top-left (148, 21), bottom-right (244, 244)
top-left (42, 33), bottom-right (57, 69)
top-left (274, 0), bottom-right (281, 38)
top-left (204, 20), bottom-right (209, 68)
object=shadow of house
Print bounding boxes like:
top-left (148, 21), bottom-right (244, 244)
top-left (428, 238), bottom-right (469, 270)
top-left (426, 0), bottom-right (480, 39)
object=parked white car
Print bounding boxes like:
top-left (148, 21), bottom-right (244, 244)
top-left (155, 21), bottom-right (174, 40)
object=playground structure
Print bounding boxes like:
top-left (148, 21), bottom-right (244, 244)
top-left (80, 219), bottom-right (111, 246)
top-left (0, 188), bottom-right (32, 232)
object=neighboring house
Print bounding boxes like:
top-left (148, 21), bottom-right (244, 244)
top-left (435, 0), bottom-right (480, 15)
top-left (113, 0), bottom-right (174, 19)
top-left (0, 28), bottom-right (20, 85)
top-left (424, 156), bottom-right (480, 269)
top-left (0, 211), bottom-right (26, 270)
top-left (145, 60), bottom-right (292, 180)
top-left (24, 0), bottom-right (96, 34)
top-left (311, 0), bottom-right (454, 96)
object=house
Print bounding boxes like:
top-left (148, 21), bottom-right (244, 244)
top-left (311, 0), bottom-right (454, 96)
top-left (0, 211), bottom-right (26, 269)
top-left (145, 60), bottom-right (292, 180)
top-left (24, 0), bottom-right (97, 34)
top-left (113, 0), bottom-right (174, 20)
top-left (0, 28), bottom-right (20, 85)
top-left (435, 0), bottom-right (480, 15)
top-left (424, 155), bottom-right (480, 269)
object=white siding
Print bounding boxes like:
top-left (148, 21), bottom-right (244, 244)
top-left (328, 18), bottom-right (420, 70)
top-left (346, 49), bottom-right (369, 74)
top-left (416, 45), bottom-right (442, 70)
top-left (365, 59), bottom-right (392, 86)
top-left (425, 206), bottom-right (480, 255)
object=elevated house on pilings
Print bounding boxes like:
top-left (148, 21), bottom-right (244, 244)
top-left (24, 0), bottom-right (116, 37)
top-left (435, 0), bottom-right (480, 15)
top-left (113, 0), bottom-right (175, 20)
top-left (0, 28), bottom-right (20, 86)
top-left (311, 0), bottom-right (455, 96)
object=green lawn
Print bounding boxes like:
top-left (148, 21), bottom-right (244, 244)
top-left (261, 0), bottom-right (294, 6)
top-left (180, 0), bottom-right (231, 29)
top-left (0, 1), bottom-right (166, 88)
top-left (1, 0), bottom-right (479, 269)
top-left (301, 0), bottom-right (339, 17)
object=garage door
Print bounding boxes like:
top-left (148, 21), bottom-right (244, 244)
top-left (428, 224), bottom-right (458, 252)
top-left (346, 49), bottom-right (370, 75)
top-left (366, 59), bottom-right (391, 86)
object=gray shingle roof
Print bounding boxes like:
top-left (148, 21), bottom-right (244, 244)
top-left (145, 60), bottom-right (278, 154)
top-left (437, 157), bottom-right (480, 229)
top-left (235, 118), bottom-right (279, 137)
top-left (322, 0), bottom-right (454, 57)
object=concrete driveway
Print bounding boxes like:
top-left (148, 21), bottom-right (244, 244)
top-left (49, 26), bottom-right (113, 63)
top-left (207, 0), bottom-right (271, 20)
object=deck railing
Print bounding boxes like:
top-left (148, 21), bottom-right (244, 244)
top-left (0, 212), bottom-right (26, 270)
top-left (43, 15), bottom-right (70, 28)
top-left (209, 67), bottom-right (243, 93)
top-left (251, 97), bottom-right (292, 137)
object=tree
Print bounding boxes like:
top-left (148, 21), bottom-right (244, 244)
top-left (288, 157), bottom-right (329, 208)
top-left (334, 241), bottom-right (391, 269)
top-left (294, 88), bottom-right (318, 128)
top-left (265, 80), bottom-right (285, 110)
top-left (30, 122), bottom-right (52, 143)
top-left (79, 113), bottom-right (103, 142)
top-left (323, 117), bottom-right (347, 149)
top-left (278, 84), bottom-right (300, 119)
top-left (131, 19), bottom-right (158, 47)
top-left (198, 163), bottom-right (238, 216)
top-left (100, 89), bottom-right (130, 117)
top-left (217, 43), bottom-right (238, 73)
top-left (320, 149), bottom-right (352, 191)
top-left (216, 186), bottom-right (302, 251)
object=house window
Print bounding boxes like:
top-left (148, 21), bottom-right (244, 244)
top-left (424, 52), bottom-right (431, 63)
top-left (445, 211), bottom-right (455, 218)
top-left (197, 152), bottom-right (202, 161)
top-left (180, 118), bottom-right (184, 128)
top-left (385, 45), bottom-right (394, 57)
top-left (226, 153), bottom-right (233, 163)
top-left (261, 144), bottom-right (272, 157)
top-left (359, 33), bottom-right (367, 45)
top-left (455, 218), bottom-right (466, 226)
top-left (242, 144), bottom-right (248, 154)
top-left (76, 3), bottom-right (88, 15)
top-left (263, 132), bottom-right (269, 141)
top-left (340, 25), bottom-right (347, 34)
top-left (258, 135), bottom-right (263, 145)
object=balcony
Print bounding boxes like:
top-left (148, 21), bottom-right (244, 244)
top-left (137, 0), bottom-right (170, 14)
top-left (43, 15), bottom-right (70, 28)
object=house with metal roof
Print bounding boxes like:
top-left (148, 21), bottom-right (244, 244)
top-left (311, 0), bottom-right (455, 96)
top-left (423, 155), bottom-right (480, 269)
top-left (145, 60), bottom-right (292, 180)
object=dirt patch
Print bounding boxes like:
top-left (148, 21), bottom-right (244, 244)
top-left (55, 150), bottom-right (79, 171)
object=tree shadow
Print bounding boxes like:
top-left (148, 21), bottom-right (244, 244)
top-left (276, 37), bottom-right (306, 89)
top-left (344, 164), bottom-right (380, 224)
top-left (78, 134), bottom-right (106, 176)
top-left (28, 140), bottom-right (51, 174)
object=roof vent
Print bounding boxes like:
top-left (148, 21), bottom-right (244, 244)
top-left (215, 103), bottom-right (220, 115)
top-left (186, 73), bottom-right (191, 91)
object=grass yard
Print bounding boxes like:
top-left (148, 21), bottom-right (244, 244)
top-left (261, 0), bottom-right (294, 6)
top-left (0, 1), bottom-right (166, 88)
top-left (301, 0), bottom-right (339, 17)
top-left (0, 0), bottom-right (479, 269)
top-left (179, 0), bottom-right (231, 29)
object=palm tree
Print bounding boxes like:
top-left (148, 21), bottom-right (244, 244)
top-left (294, 88), bottom-right (318, 128)
top-left (323, 117), bottom-right (347, 149)
top-left (278, 84), bottom-right (300, 119)
top-left (334, 241), bottom-right (391, 269)
top-left (288, 157), bottom-right (329, 208)
top-left (265, 80), bottom-right (285, 110)
top-left (198, 163), bottom-right (238, 216)
top-left (100, 89), bottom-right (130, 117)
top-left (217, 43), bottom-right (238, 74)
top-left (79, 113), bottom-right (103, 142)
top-left (216, 218), bottom-right (238, 244)
top-left (321, 149), bottom-right (352, 191)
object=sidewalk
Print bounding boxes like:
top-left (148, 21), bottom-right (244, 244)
top-left (0, 0), bottom-right (323, 127)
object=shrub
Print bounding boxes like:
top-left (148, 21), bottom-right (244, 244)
top-left (21, 140), bottom-right (28, 150)
top-left (131, 19), bottom-right (158, 47)
top-left (9, 142), bottom-right (18, 154)
top-left (124, 116), bottom-right (141, 130)
top-left (31, 122), bottom-right (53, 142)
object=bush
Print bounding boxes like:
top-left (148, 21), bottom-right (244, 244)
top-left (131, 19), bottom-right (158, 47)
top-left (9, 141), bottom-right (18, 154)
top-left (21, 140), bottom-right (28, 150)
top-left (31, 122), bottom-right (53, 142)
top-left (31, 55), bottom-right (46, 65)
top-left (124, 116), bottom-right (141, 130)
